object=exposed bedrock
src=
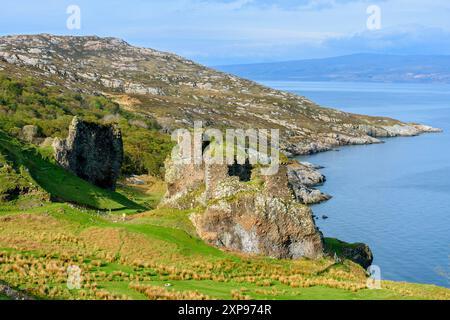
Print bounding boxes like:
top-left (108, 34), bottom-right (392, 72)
top-left (53, 117), bottom-right (123, 190)
top-left (324, 238), bottom-right (374, 269)
top-left (162, 158), bottom-right (324, 260)
top-left (287, 161), bottom-right (331, 205)
top-left (162, 150), bottom-right (377, 267)
top-left (284, 123), bottom-right (442, 156)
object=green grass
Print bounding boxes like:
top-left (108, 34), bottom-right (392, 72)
top-left (0, 203), bottom-right (449, 300)
top-left (122, 222), bottom-right (226, 258)
top-left (323, 238), bottom-right (360, 256)
top-left (0, 130), bottom-right (143, 212)
top-left (0, 130), bottom-right (448, 300)
top-left (94, 279), bottom-right (440, 300)
top-left (0, 293), bottom-right (11, 300)
top-left (127, 280), bottom-right (412, 300)
top-left (128, 208), bottom-right (199, 236)
top-left (99, 281), bottom-right (148, 300)
top-left (116, 184), bottom-right (163, 210)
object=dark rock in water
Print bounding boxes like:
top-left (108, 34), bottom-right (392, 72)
top-left (53, 117), bottom-right (123, 190)
top-left (322, 215), bottom-right (329, 220)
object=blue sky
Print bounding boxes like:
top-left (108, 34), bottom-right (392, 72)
top-left (1, 0), bottom-right (450, 65)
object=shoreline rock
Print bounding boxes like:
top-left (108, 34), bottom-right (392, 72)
top-left (287, 162), bottom-right (331, 205)
top-left (324, 238), bottom-right (373, 269)
top-left (286, 123), bottom-right (442, 156)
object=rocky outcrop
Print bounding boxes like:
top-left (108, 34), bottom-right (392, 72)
top-left (344, 243), bottom-right (374, 269)
top-left (162, 157), bottom-right (324, 259)
top-left (0, 282), bottom-right (34, 300)
top-left (324, 238), bottom-right (373, 269)
top-left (287, 162), bottom-right (331, 205)
top-left (355, 123), bottom-right (442, 138)
top-left (19, 124), bottom-right (47, 145)
top-left (53, 117), bottom-right (123, 190)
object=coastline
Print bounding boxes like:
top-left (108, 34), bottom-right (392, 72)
top-left (284, 123), bottom-right (443, 157)
top-left (288, 125), bottom-right (443, 206)
top-left (293, 121), bottom-right (447, 287)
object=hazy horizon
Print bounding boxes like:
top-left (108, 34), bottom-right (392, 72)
top-left (2, 1), bottom-right (450, 65)
top-left (213, 52), bottom-right (450, 67)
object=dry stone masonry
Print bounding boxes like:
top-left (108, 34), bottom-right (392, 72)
top-left (53, 117), bottom-right (123, 190)
top-left (162, 155), bottom-right (324, 259)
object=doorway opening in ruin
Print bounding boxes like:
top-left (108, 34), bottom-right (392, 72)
top-left (227, 158), bottom-right (252, 182)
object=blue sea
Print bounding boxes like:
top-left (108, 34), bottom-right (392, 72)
top-left (262, 81), bottom-right (450, 288)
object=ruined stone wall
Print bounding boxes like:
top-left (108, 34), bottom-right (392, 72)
top-left (162, 158), bottom-right (324, 260)
top-left (53, 117), bottom-right (123, 190)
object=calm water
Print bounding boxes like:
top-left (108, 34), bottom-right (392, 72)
top-left (262, 81), bottom-right (450, 288)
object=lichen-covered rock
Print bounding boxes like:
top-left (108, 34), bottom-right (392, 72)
top-left (287, 162), bottom-right (331, 204)
top-left (53, 117), bottom-right (123, 190)
top-left (40, 137), bottom-right (54, 147)
top-left (324, 238), bottom-right (373, 269)
top-left (160, 159), bottom-right (206, 209)
top-left (20, 125), bottom-right (40, 144)
top-left (287, 162), bottom-right (326, 186)
top-left (163, 158), bottom-right (324, 259)
top-left (291, 185), bottom-right (332, 205)
top-left (191, 192), bottom-right (323, 259)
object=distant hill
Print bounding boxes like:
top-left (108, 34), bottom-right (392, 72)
top-left (0, 35), bottom-right (436, 157)
top-left (216, 54), bottom-right (450, 83)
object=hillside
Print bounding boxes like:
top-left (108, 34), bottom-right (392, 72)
top-left (0, 132), bottom-right (449, 299)
top-left (0, 35), bottom-right (439, 157)
top-left (216, 53), bottom-right (450, 83)
top-left (0, 131), bottom-right (143, 212)
top-left (0, 34), bottom-right (448, 300)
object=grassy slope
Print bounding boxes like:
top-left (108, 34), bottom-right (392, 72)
top-left (0, 131), bottom-right (143, 212)
top-left (0, 203), bottom-right (449, 300)
top-left (0, 133), bottom-right (448, 300)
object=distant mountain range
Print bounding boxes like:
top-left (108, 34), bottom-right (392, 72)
top-left (216, 54), bottom-right (450, 83)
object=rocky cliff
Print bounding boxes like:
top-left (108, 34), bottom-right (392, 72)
top-left (53, 117), bottom-right (123, 190)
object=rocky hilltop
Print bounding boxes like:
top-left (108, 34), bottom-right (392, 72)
top-left (0, 34), bottom-right (441, 156)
